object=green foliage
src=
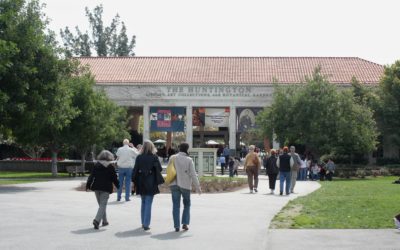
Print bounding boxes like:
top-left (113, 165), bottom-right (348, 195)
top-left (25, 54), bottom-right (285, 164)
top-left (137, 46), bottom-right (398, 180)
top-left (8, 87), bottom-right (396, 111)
top-left (257, 67), bottom-right (378, 157)
top-left (60, 4), bottom-right (136, 57)
top-left (272, 177), bottom-right (400, 229)
top-left (378, 60), bottom-right (400, 148)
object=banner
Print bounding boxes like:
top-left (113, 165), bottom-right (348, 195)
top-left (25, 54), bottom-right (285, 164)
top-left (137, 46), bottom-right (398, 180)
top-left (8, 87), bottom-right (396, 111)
top-left (237, 108), bottom-right (263, 132)
top-left (150, 107), bottom-right (186, 132)
top-left (192, 107), bottom-right (206, 126)
top-left (205, 108), bottom-right (230, 127)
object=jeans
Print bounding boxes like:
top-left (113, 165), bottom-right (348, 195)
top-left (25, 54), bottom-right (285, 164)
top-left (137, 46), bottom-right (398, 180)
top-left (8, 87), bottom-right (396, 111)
top-left (299, 168), bottom-right (307, 180)
top-left (94, 191), bottom-right (109, 223)
top-left (170, 185), bottom-right (191, 229)
top-left (141, 195), bottom-right (154, 227)
top-left (279, 171), bottom-right (291, 194)
top-left (117, 167), bottom-right (133, 200)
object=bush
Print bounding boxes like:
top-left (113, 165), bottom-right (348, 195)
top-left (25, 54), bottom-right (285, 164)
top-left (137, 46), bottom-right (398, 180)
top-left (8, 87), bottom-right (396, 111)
top-left (376, 158), bottom-right (400, 166)
top-left (379, 167), bottom-right (390, 176)
top-left (355, 169), bottom-right (366, 178)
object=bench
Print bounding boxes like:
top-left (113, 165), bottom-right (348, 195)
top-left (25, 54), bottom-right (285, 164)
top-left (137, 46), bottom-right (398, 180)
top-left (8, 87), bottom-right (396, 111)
top-left (66, 166), bottom-right (85, 177)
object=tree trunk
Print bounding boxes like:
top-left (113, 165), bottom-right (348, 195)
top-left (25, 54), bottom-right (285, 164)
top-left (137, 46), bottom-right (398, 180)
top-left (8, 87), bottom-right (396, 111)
top-left (51, 150), bottom-right (58, 177)
top-left (81, 152), bottom-right (86, 174)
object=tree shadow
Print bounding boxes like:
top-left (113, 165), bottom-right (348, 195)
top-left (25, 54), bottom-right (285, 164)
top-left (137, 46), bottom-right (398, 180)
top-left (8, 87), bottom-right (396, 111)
top-left (115, 227), bottom-right (149, 238)
top-left (151, 231), bottom-right (192, 240)
top-left (71, 228), bottom-right (106, 234)
top-left (0, 186), bottom-right (38, 193)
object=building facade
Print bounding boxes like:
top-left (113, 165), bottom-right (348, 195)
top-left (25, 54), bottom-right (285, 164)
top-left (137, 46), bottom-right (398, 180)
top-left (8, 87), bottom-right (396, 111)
top-left (78, 57), bottom-right (384, 155)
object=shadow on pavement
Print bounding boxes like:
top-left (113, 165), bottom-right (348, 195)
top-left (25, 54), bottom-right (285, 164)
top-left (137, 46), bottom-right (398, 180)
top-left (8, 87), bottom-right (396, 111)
top-left (0, 186), bottom-right (38, 193)
top-left (151, 231), bottom-right (192, 240)
top-left (115, 228), bottom-right (149, 238)
top-left (71, 228), bottom-right (106, 234)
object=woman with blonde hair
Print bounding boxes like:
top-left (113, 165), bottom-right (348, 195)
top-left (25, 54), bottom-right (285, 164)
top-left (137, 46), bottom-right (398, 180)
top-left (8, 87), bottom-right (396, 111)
top-left (132, 140), bottom-right (163, 231)
top-left (244, 145), bottom-right (261, 193)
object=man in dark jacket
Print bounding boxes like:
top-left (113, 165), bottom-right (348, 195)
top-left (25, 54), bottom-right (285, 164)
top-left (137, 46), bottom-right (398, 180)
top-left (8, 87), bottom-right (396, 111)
top-left (276, 146), bottom-right (293, 195)
top-left (86, 150), bottom-right (119, 230)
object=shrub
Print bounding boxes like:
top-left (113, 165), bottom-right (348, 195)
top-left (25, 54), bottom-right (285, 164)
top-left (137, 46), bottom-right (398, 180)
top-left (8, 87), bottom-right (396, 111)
top-left (355, 169), bottom-right (366, 178)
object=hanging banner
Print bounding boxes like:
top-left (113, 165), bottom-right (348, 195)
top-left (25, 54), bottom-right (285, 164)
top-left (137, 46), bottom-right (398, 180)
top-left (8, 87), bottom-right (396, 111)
top-left (237, 108), bottom-right (263, 132)
top-left (192, 107), bottom-right (206, 126)
top-left (150, 107), bottom-right (186, 132)
top-left (205, 108), bottom-right (230, 127)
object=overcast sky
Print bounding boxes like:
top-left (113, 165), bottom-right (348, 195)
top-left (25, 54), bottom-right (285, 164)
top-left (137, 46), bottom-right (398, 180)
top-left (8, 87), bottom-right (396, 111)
top-left (42, 0), bottom-right (400, 65)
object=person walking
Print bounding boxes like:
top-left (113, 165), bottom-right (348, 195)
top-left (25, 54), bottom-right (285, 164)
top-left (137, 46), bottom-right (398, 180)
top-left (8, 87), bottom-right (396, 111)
top-left (289, 146), bottom-right (302, 193)
top-left (116, 139), bottom-right (139, 201)
top-left (277, 146), bottom-right (293, 195)
top-left (233, 157), bottom-right (240, 176)
top-left (244, 145), bottom-right (261, 193)
top-left (223, 145), bottom-right (230, 169)
top-left (264, 149), bottom-right (279, 194)
top-left (169, 142), bottom-right (201, 232)
top-left (132, 140), bottom-right (163, 231)
top-left (86, 150), bottom-right (119, 230)
top-left (326, 159), bottom-right (336, 181)
top-left (219, 155), bottom-right (226, 175)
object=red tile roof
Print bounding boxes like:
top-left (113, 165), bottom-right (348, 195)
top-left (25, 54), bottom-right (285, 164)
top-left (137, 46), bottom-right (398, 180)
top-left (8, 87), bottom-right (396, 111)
top-left (77, 57), bottom-right (384, 85)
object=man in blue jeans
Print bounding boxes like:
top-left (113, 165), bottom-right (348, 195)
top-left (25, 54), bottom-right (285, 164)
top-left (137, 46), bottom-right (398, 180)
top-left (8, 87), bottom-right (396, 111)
top-left (116, 139), bottom-right (138, 201)
top-left (276, 146), bottom-right (293, 195)
top-left (169, 143), bottom-right (201, 232)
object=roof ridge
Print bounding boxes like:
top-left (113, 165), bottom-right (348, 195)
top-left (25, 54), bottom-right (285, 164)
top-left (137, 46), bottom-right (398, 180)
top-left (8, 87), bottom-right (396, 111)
top-left (76, 56), bottom-right (364, 59)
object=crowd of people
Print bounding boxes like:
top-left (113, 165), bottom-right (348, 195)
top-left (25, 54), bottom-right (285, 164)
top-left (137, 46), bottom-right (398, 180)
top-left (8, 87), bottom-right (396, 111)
top-left (86, 139), bottom-right (201, 232)
top-left (218, 144), bottom-right (336, 195)
top-left (86, 140), bottom-right (337, 231)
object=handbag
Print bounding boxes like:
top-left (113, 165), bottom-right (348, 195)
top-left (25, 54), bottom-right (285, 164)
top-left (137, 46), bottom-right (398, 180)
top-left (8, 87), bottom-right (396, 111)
top-left (165, 155), bottom-right (177, 184)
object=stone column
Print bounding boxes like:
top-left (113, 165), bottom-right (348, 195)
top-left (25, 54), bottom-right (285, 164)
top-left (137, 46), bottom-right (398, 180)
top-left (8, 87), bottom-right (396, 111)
top-left (186, 105), bottom-right (193, 148)
top-left (229, 105), bottom-right (236, 151)
top-left (143, 105), bottom-right (150, 141)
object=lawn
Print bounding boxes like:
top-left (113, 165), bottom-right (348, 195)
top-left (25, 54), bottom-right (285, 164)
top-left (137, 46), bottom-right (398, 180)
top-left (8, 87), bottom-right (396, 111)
top-left (271, 176), bottom-right (400, 229)
top-left (0, 171), bottom-right (69, 185)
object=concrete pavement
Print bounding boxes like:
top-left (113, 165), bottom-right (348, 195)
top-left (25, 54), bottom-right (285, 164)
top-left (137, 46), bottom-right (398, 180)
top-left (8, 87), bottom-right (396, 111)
top-left (0, 176), bottom-right (398, 250)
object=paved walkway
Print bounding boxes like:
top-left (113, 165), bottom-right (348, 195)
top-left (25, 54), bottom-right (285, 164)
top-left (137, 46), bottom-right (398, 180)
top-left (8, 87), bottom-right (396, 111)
top-left (0, 177), bottom-right (398, 250)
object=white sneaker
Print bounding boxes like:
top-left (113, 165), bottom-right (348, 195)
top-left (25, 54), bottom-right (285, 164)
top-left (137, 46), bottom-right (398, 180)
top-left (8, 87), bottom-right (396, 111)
top-left (270, 190), bottom-right (274, 194)
top-left (250, 190), bottom-right (253, 193)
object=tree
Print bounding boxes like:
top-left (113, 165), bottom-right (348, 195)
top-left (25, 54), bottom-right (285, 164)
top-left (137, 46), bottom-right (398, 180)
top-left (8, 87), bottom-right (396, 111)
top-left (60, 5), bottom-right (136, 57)
top-left (63, 66), bottom-right (129, 171)
top-left (257, 68), bottom-right (378, 159)
top-left (0, 0), bottom-right (79, 176)
top-left (378, 61), bottom-right (400, 151)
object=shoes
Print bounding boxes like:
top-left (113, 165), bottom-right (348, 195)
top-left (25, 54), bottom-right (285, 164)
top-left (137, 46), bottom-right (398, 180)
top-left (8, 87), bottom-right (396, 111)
top-left (279, 192), bottom-right (283, 196)
top-left (117, 198), bottom-right (121, 202)
top-left (175, 228), bottom-right (180, 232)
top-left (143, 226), bottom-right (150, 231)
top-left (182, 224), bottom-right (189, 231)
top-left (254, 188), bottom-right (258, 193)
top-left (102, 221), bottom-right (109, 227)
top-left (250, 189), bottom-right (253, 193)
top-left (270, 190), bottom-right (274, 194)
top-left (125, 199), bottom-right (131, 202)
top-left (93, 220), bottom-right (99, 230)
top-left (286, 193), bottom-right (290, 195)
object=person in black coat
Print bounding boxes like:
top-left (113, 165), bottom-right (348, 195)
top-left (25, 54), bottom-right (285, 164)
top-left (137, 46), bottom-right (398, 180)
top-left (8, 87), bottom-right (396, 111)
top-left (132, 140), bottom-right (163, 231)
top-left (86, 150), bottom-right (119, 230)
top-left (264, 149), bottom-right (279, 194)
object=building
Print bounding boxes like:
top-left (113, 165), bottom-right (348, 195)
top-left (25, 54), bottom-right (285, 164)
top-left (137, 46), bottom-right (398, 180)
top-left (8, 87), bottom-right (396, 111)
top-left (78, 56), bottom-right (385, 155)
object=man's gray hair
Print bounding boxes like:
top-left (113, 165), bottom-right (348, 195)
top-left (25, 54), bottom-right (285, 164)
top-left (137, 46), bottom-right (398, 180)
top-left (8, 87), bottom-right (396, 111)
top-left (249, 145), bottom-right (255, 151)
top-left (97, 150), bottom-right (114, 161)
top-left (123, 139), bottom-right (130, 145)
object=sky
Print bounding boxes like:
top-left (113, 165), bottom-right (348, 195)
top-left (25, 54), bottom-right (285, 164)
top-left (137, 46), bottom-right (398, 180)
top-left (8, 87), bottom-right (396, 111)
top-left (41, 0), bottom-right (400, 65)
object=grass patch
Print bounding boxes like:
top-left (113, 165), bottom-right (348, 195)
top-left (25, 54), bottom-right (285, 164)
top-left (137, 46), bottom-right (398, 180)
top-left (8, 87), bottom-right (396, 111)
top-left (271, 176), bottom-right (400, 229)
